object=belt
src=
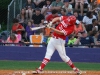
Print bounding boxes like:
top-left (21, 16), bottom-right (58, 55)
top-left (52, 36), bottom-right (65, 40)
top-left (52, 36), bottom-right (58, 39)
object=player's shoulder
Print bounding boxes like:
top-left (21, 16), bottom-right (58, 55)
top-left (61, 16), bottom-right (68, 19)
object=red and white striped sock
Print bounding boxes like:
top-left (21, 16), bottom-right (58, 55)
top-left (38, 58), bottom-right (50, 70)
top-left (67, 60), bottom-right (75, 69)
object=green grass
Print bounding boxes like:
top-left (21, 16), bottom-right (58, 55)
top-left (0, 60), bottom-right (100, 71)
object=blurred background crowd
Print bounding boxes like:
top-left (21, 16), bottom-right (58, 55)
top-left (0, 0), bottom-right (100, 48)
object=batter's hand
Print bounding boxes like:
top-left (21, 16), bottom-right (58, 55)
top-left (46, 22), bottom-right (52, 28)
top-left (46, 23), bottom-right (51, 28)
top-left (48, 22), bottom-right (52, 27)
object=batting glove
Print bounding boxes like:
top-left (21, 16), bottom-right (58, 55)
top-left (48, 22), bottom-right (52, 27)
top-left (47, 24), bottom-right (51, 28)
top-left (46, 22), bottom-right (52, 28)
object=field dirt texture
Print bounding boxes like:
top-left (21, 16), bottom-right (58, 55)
top-left (0, 70), bottom-right (100, 75)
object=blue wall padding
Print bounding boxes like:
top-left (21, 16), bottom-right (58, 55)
top-left (0, 46), bottom-right (100, 63)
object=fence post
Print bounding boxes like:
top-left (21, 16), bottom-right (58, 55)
top-left (14, 0), bottom-right (16, 18)
top-left (7, 0), bottom-right (15, 31)
top-left (20, 0), bottom-right (22, 11)
top-left (0, 24), bottom-right (1, 30)
top-left (7, 5), bottom-right (10, 31)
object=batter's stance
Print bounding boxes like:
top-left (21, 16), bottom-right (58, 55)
top-left (34, 15), bottom-right (81, 75)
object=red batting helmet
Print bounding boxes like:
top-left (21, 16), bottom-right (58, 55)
top-left (67, 15), bottom-right (76, 25)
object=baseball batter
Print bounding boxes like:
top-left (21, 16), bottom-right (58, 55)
top-left (34, 15), bottom-right (81, 75)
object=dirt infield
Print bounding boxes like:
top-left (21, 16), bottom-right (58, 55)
top-left (0, 70), bottom-right (100, 75)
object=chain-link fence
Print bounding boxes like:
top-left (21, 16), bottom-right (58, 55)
top-left (7, 0), bottom-right (26, 31)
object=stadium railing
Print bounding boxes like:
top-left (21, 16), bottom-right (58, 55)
top-left (0, 42), bottom-right (100, 48)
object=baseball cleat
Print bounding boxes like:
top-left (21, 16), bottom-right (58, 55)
top-left (32, 68), bottom-right (42, 74)
top-left (77, 72), bottom-right (82, 75)
top-left (73, 67), bottom-right (82, 75)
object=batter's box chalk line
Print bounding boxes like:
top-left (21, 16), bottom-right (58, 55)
top-left (13, 71), bottom-right (86, 74)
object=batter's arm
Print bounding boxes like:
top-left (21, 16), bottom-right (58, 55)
top-left (47, 16), bottom-right (64, 35)
top-left (50, 27), bottom-right (64, 35)
top-left (51, 17), bottom-right (61, 25)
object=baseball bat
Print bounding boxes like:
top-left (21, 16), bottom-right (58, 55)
top-left (30, 23), bottom-right (50, 31)
top-left (31, 26), bottom-right (46, 31)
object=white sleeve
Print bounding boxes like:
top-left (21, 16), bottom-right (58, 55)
top-left (93, 15), bottom-right (97, 19)
top-left (82, 16), bottom-right (86, 24)
top-left (69, 5), bottom-right (72, 9)
top-left (88, 4), bottom-right (90, 8)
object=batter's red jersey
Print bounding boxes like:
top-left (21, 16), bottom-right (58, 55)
top-left (52, 16), bottom-right (75, 40)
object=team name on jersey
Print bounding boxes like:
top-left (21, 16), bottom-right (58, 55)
top-left (59, 25), bottom-right (67, 35)
top-left (59, 25), bottom-right (63, 30)
top-left (61, 20), bottom-right (68, 28)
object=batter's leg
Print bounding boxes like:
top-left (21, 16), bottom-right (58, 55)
top-left (38, 38), bottom-right (56, 70)
top-left (55, 41), bottom-right (81, 74)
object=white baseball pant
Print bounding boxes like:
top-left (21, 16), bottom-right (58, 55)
top-left (45, 37), bottom-right (70, 62)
